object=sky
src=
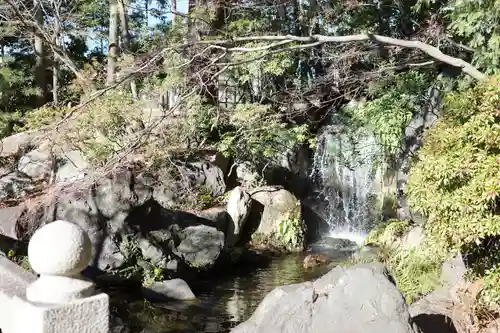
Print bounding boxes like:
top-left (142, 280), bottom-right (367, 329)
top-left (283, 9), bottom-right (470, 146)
top-left (87, 0), bottom-right (189, 52)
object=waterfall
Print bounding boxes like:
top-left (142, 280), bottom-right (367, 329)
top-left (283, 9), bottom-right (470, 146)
top-left (310, 122), bottom-right (382, 244)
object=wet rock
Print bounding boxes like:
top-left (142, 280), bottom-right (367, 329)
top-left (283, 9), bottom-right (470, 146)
top-left (141, 278), bottom-right (196, 301)
top-left (231, 262), bottom-right (420, 333)
top-left (311, 237), bottom-right (357, 250)
top-left (303, 253), bottom-right (330, 269)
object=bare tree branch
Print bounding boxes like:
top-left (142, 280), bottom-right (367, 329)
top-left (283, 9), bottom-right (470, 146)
top-left (199, 33), bottom-right (486, 80)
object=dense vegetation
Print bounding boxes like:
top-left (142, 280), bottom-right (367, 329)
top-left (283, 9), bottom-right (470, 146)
top-left (0, 0), bottom-right (499, 326)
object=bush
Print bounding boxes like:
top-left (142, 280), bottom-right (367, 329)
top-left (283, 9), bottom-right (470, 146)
top-left (404, 76), bottom-right (500, 309)
top-left (407, 76), bottom-right (500, 254)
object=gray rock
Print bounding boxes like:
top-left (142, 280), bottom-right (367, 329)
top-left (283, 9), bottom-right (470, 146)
top-left (195, 206), bottom-right (228, 232)
top-left (0, 131), bottom-right (41, 157)
top-left (181, 162), bottom-right (226, 197)
top-left (235, 162), bottom-right (260, 186)
top-left (201, 151), bottom-right (230, 177)
top-left (55, 150), bottom-right (89, 183)
top-left (441, 253), bottom-right (466, 288)
top-left (311, 237), bottom-right (357, 250)
top-left (232, 262), bottom-right (420, 333)
top-left (250, 186), bottom-right (303, 235)
top-left (1, 167), bottom-right (226, 278)
top-left (401, 226), bottom-right (425, 250)
top-left (0, 205), bottom-right (25, 239)
top-left (17, 149), bottom-right (53, 180)
top-left (352, 244), bottom-right (382, 262)
top-left (226, 187), bottom-right (252, 247)
top-left (177, 225), bottom-right (225, 269)
top-left (141, 278), bottom-right (196, 301)
top-left (0, 172), bottom-right (36, 200)
top-left (138, 237), bottom-right (168, 269)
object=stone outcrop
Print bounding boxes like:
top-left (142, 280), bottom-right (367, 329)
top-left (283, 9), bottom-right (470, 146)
top-left (0, 163), bottom-right (227, 281)
top-left (249, 186), bottom-right (306, 252)
top-left (231, 262), bottom-right (421, 333)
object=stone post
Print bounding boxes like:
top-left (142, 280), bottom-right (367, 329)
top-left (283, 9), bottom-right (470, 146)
top-left (15, 220), bottom-right (109, 333)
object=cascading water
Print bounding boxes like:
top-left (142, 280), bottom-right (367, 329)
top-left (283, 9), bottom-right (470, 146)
top-left (310, 121), bottom-right (382, 244)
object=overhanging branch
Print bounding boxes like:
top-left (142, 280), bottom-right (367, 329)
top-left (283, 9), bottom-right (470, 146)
top-left (200, 33), bottom-right (486, 80)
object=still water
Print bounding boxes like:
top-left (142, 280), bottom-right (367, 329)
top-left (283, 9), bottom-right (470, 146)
top-left (110, 250), bottom-right (353, 333)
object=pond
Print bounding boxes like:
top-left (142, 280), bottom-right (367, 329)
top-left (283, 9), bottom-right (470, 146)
top-left (109, 246), bottom-right (355, 333)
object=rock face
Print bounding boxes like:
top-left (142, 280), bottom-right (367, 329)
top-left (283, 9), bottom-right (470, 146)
top-left (231, 262), bottom-right (421, 333)
top-left (249, 186), bottom-right (306, 251)
top-left (0, 164), bottom-right (227, 280)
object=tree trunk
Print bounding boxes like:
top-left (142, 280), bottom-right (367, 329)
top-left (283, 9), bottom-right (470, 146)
top-left (118, 0), bottom-right (138, 100)
top-left (172, 0), bottom-right (177, 25)
top-left (107, 0), bottom-right (119, 86)
top-left (34, 0), bottom-right (46, 105)
top-left (52, 14), bottom-right (61, 105)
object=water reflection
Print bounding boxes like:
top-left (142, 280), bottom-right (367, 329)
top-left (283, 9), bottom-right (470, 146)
top-left (111, 253), bottom-right (348, 333)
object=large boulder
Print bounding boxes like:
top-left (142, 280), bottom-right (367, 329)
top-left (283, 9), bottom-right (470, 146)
top-left (249, 186), bottom-right (306, 252)
top-left (232, 262), bottom-right (421, 333)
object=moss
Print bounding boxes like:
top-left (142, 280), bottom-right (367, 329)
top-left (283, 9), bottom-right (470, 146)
top-left (250, 205), bottom-right (306, 253)
top-left (7, 249), bottom-right (32, 272)
top-left (349, 219), bottom-right (444, 303)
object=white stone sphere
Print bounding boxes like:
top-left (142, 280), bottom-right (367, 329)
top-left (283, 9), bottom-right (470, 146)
top-left (28, 220), bottom-right (93, 276)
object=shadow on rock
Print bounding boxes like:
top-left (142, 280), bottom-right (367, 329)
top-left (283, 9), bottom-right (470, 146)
top-left (413, 314), bottom-right (458, 333)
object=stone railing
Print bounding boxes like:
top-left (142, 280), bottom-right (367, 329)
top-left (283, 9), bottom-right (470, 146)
top-left (0, 220), bottom-right (109, 333)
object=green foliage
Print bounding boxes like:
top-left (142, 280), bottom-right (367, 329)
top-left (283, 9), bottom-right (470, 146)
top-left (345, 71), bottom-right (435, 154)
top-left (276, 205), bottom-right (306, 252)
top-left (251, 204), bottom-right (306, 252)
top-left (362, 219), bottom-right (445, 303)
top-left (7, 248), bottom-right (32, 272)
top-left (18, 105), bottom-right (70, 132)
top-left (116, 234), bottom-right (165, 287)
top-left (480, 265), bottom-right (500, 307)
top-left (445, 1), bottom-right (500, 70)
top-left (217, 103), bottom-right (314, 164)
top-left (65, 92), bottom-right (145, 165)
top-left (366, 219), bottom-right (412, 248)
top-left (388, 246), bottom-right (443, 303)
top-left (407, 76), bottom-right (500, 253)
